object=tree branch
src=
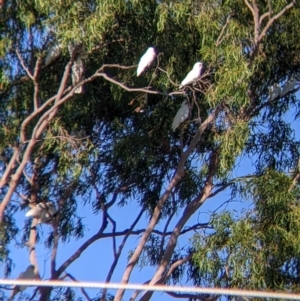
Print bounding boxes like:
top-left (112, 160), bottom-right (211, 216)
top-left (138, 150), bottom-right (220, 301)
top-left (15, 49), bottom-right (34, 80)
top-left (258, 0), bottom-right (296, 43)
top-left (27, 218), bottom-right (41, 280)
top-left (244, 0), bottom-right (254, 16)
top-left (216, 13), bottom-right (232, 46)
top-left (159, 205), bottom-right (176, 259)
top-left (101, 207), bottom-right (145, 301)
top-left (164, 253), bottom-right (193, 280)
top-left (66, 273), bottom-right (92, 301)
top-left (288, 159), bottom-right (300, 192)
top-left (0, 146), bottom-right (20, 187)
top-left (50, 219), bottom-right (59, 277)
top-left (56, 185), bottom-right (111, 278)
top-left (115, 107), bottom-right (221, 301)
top-left (33, 56), bottom-right (43, 111)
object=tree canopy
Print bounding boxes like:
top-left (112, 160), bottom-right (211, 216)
top-left (1, 0), bottom-right (300, 300)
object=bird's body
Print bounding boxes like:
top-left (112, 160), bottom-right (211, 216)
top-left (25, 202), bottom-right (57, 224)
top-left (9, 265), bottom-right (35, 300)
top-left (172, 101), bottom-right (190, 131)
top-left (71, 56), bottom-right (85, 94)
top-left (45, 44), bottom-right (61, 66)
top-left (269, 84), bottom-right (281, 100)
top-left (281, 79), bottom-right (297, 96)
top-left (180, 62), bottom-right (204, 88)
top-left (137, 47), bottom-right (158, 76)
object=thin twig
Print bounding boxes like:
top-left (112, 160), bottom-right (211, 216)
top-left (216, 14), bottom-right (232, 46)
top-left (66, 273), bottom-right (92, 301)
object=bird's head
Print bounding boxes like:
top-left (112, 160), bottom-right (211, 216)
top-left (149, 46), bottom-right (159, 55)
top-left (193, 62), bottom-right (203, 70)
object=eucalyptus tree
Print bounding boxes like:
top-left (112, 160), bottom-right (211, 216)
top-left (0, 0), bottom-right (300, 301)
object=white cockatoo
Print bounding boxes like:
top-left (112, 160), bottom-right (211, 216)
top-left (25, 202), bottom-right (57, 224)
top-left (137, 47), bottom-right (158, 76)
top-left (45, 44), bottom-right (61, 66)
top-left (180, 62), bottom-right (204, 88)
top-left (281, 78), bottom-right (297, 96)
top-left (172, 101), bottom-right (190, 131)
top-left (9, 265), bottom-right (35, 300)
top-left (269, 84), bottom-right (281, 100)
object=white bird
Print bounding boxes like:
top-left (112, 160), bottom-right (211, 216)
top-left (180, 62), bottom-right (204, 88)
top-left (269, 84), bottom-right (281, 100)
top-left (281, 78), bottom-right (297, 96)
top-left (172, 101), bottom-right (190, 131)
top-left (25, 202), bottom-right (57, 224)
top-left (45, 44), bottom-right (61, 66)
top-left (9, 265), bottom-right (35, 300)
top-left (137, 47), bottom-right (158, 76)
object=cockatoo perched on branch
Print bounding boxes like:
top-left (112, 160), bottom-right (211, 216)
top-left (45, 44), bottom-right (61, 67)
top-left (269, 84), bottom-right (281, 100)
top-left (137, 47), bottom-right (158, 76)
top-left (180, 62), bottom-right (204, 88)
top-left (281, 78), bottom-right (298, 96)
top-left (25, 202), bottom-right (57, 224)
top-left (9, 265), bottom-right (35, 300)
top-left (172, 101), bottom-right (190, 131)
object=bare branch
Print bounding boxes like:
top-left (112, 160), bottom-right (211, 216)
top-left (101, 207), bottom-right (145, 301)
top-left (107, 214), bottom-right (117, 257)
top-left (259, 12), bottom-right (270, 25)
top-left (138, 150), bottom-right (220, 301)
top-left (129, 280), bottom-right (150, 301)
top-left (244, 0), bottom-right (254, 16)
top-left (0, 146), bottom-right (20, 187)
top-left (258, 0), bottom-right (296, 42)
top-left (97, 72), bottom-right (167, 96)
top-left (289, 174), bottom-right (300, 193)
top-left (216, 13), bottom-right (232, 46)
top-left (50, 219), bottom-right (59, 277)
top-left (57, 186), bottom-right (110, 277)
top-left (66, 273), bottom-right (92, 301)
top-left (157, 67), bottom-right (178, 87)
top-left (251, 0), bottom-right (260, 44)
top-left (27, 218), bottom-right (41, 279)
top-left (164, 254), bottom-right (193, 280)
top-left (288, 159), bottom-right (300, 193)
top-left (22, 169), bottom-right (32, 185)
top-left (33, 56), bottom-right (43, 111)
top-left (159, 206), bottom-right (176, 258)
top-left (15, 49), bottom-right (34, 80)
